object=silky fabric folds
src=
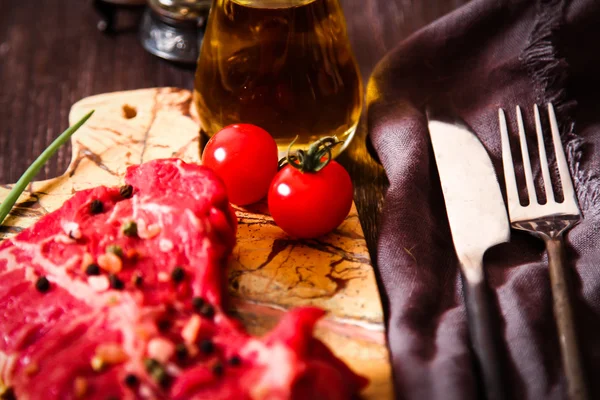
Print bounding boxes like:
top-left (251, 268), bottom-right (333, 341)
top-left (367, 0), bottom-right (600, 399)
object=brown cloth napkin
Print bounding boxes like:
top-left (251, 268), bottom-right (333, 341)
top-left (366, 0), bottom-right (600, 399)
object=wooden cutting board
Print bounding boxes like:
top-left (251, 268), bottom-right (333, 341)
top-left (0, 88), bottom-right (392, 399)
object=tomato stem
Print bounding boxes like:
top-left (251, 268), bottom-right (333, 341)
top-left (279, 136), bottom-right (342, 173)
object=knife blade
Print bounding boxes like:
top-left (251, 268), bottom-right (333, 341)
top-left (428, 117), bottom-right (509, 400)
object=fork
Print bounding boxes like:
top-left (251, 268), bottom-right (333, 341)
top-left (499, 103), bottom-right (588, 400)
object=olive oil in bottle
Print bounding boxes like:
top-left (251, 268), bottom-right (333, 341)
top-left (194, 0), bottom-right (362, 156)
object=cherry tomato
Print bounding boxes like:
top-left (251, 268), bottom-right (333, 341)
top-left (268, 161), bottom-right (353, 239)
top-left (202, 124), bottom-right (278, 206)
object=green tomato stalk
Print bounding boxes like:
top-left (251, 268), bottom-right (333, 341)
top-left (279, 136), bottom-right (342, 173)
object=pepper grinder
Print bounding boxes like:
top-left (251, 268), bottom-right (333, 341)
top-left (94, 0), bottom-right (210, 64)
top-left (139, 0), bottom-right (210, 64)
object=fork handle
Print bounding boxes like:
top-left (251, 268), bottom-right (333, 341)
top-left (546, 237), bottom-right (589, 400)
top-left (463, 276), bottom-right (507, 400)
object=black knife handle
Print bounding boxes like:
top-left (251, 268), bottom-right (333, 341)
top-left (463, 277), bottom-right (507, 400)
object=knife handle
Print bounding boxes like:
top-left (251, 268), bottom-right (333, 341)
top-left (463, 276), bottom-right (507, 400)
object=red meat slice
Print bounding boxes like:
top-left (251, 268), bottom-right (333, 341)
top-left (0, 159), bottom-right (367, 399)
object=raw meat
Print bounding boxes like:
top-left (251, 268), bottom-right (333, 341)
top-left (0, 159), bottom-right (366, 399)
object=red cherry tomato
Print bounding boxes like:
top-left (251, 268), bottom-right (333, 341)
top-left (202, 124), bottom-right (278, 206)
top-left (268, 161), bottom-right (353, 239)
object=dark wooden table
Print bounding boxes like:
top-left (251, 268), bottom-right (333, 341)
top-left (0, 0), bottom-right (468, 262)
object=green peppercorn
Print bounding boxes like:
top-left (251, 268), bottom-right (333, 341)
top-left (122, 221), bottom-right (138, 237)
top-left (35, 276), bottom-right (50, 293)
top-left (106, 245), bottom-right (123, 258)
top-left (85, 264), bottom-right (101, 276)
top-left (119, 184), bottom-right (134, 199)
top-left (144, 358), bottom-right (160, 373)
top-left (171, 267), bottom-right (185, 283)
top-left (89, 199), bottom-right (104, 215)
top-left (108, 274), bottom-right (124, 290)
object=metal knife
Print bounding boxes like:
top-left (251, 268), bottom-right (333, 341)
top-left (428, 117), bottom-right (509, 400)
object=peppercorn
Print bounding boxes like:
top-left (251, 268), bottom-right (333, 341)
top-left (122, 221), bottom-right (138, 237)
top-left (133, 273), bottom-right (143, 287)
top-left (124, 373), bottom-right (139, 387)
top-left (35, 276), bottom-right (50, 293)
top-left (89, 199), bottom-right (104, 214)
top-left (156, 319), bottom-right (171, 332)
top-left (144, 358), bottom-right (160, 373)
top-left (153, 368), bottom-right (170, 387)
top-left (192, 296), bottom-right (205, 311)
top-left (119, 184), bottom-right (134, 199)
top-left (175, 343), bottom-right (188, 361)
top-left (212, 361), bottom-right (224, 377)
top-left (108, 274), bottom-right (124, 290)
top-left (199, 303), bottom-right (215, 319)
top-left (171, 267), bottom-right (185, 283)
top-left (228, 355), bottom-right (242, 366)
top-left (106, 245), bottom-right (123, 258)
top-left (85, 264), bottom-right (101, 276)
top-left (199, 339), bottom-right (214, 355)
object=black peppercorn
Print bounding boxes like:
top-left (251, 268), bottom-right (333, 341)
top-left (122, 221), bottom-right (138, 237)
top-left (192, 296), bottom-right (205, 311)
top-left (35, 276), bottom-right (50, 293)
top-left (108, 274), bottom-right (124, 290)
top-left (85, 264), bottom-right (101, 276)
top-left (175, 343), bottom-right (188, 361)
top-left (124, 373), bottom-right (139, 387)
top-left (156, 319), bottom-right (171, 332)
top-left (211, 361), bottom-right (224, 377)
top-left (119, 184), bottom-right (134, 199)
top-left (90, 199), bottom-right (104, 214)
top-left (171, 267), bottom-right (185, 283)
top-left (199, 339), bottom-right (214, 355)
top-left (199, 303), bottom-right (215, 319)
top-left (228, 355), bottom-right (242, 366)
top-left (133, 273), bottom-right (143, 287)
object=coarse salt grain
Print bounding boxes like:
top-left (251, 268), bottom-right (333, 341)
top-left (54, 234), bottom-right (76, 244)
top-left (98, 253), bottom-right (123, 274)
top-left (139, 222), bottom-right (161, 239)
top-left (147, 337), bottom-right (175, 364)
top-left (63, 221), bottom-right (81, 239)
top-left (159, 238), bottom-right (174, 252)
top-left (88, 276), bottom-right (110, 292)
top-left (157, 272), bottom-right (170, 282)
top-left (181, 315), bottom-right (201, 344)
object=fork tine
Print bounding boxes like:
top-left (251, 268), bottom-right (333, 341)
top-left (499, 108), bottom-right (520, 211)
top-left (516, 106), bottom-right (538, 204)
top-left (547, 103), bottom-right (576, 203)
top-left (534, 104), bottom-right (555, 203)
